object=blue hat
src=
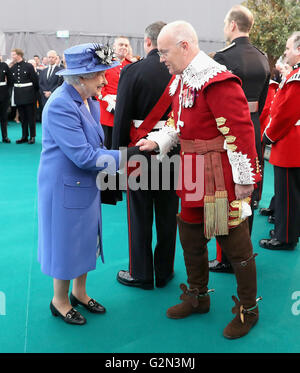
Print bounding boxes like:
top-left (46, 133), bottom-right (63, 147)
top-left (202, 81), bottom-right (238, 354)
top-left (56, 43), bottom-right (119, 76)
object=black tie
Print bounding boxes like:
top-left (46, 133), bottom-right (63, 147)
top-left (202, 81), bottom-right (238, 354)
top-left (47, 66), bottom-right (53, 80)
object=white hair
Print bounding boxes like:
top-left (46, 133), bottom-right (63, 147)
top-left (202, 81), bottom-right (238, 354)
top-left (47, 49), bottom-right (58, 57)
top-left (63, 72), bottom-right (98, 85)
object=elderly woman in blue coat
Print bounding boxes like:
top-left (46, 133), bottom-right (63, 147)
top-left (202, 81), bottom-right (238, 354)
top-left (38, 43), bottom-right (137, 325)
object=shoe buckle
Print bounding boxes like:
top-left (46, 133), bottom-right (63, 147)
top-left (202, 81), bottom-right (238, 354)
top-left (198, 288), bottom-right (215, 297)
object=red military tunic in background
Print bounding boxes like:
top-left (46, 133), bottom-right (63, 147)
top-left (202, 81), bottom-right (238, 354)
top-left (98, 58), bottom-right (131, 127)
top-left (265, 67), bottom-right (300, 168)
top-left (259, 80), bottom-right (279, 139)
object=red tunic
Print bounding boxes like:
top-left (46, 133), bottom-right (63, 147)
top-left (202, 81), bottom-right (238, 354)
top-left (259, 80), bottom-right (279, 139)
top-left (265, 67), bottom-right (300, 168)
top-left (171, 71), bottom-right (261, 208)
top-left (98, 58), bottom-right (131, 127)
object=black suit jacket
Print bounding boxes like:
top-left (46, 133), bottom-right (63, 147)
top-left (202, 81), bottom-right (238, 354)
top-left (214, 37), bottom-right (270, 115)
top-left (39, 65), bottom-right (63, 106)
top-left (112, 49), bottom-right (173, 148)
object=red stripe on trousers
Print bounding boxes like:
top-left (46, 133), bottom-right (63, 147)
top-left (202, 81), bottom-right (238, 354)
top-left (126, 186), bottom-right (132, 276)
top-left (286, 169), bottom-right (289, 242)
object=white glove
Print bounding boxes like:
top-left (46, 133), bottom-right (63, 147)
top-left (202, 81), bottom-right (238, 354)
top-left (102, 94), bottom-right (117, 113)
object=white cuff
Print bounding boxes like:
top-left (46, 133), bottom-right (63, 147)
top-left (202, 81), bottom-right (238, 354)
top-left (147, 126), bottom-right (179, 161)
top-left (226, 148), bottom-right (255, 185)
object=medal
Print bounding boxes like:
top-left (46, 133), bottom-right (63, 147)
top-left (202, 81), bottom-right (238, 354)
top-left (182, 88), bottom-right (195, 108)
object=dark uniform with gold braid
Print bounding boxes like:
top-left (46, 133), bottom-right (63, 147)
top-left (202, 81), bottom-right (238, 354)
top-left (209, 37), bottom-right (270, 273)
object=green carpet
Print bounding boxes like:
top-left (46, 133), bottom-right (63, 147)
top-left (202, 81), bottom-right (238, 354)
top-left (0, 121), bottom-right (299, 353)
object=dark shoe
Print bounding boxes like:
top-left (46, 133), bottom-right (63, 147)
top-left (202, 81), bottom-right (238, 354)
top-left (70, 293), bottom-right (106, 314)
top-left (2, 137), bottom-right (11, 143)
top-left (209, 259), bottom-right (234, 273)
top-left (16, 137), bottom-right (28, 144)
top-left (28, 137), bottom-right (35, 144)
top-left (259, 238), bottom-right (296, 250)
top-left (50, 301), bottom-right (86, 325)
top-left (269, 229), bottom-right (275, 238)
top-left (253, 200), bottom-right (259, 210)
top-left (268, 215), bottom-right (275, 224)
top-left (166, 284), bottom-right (212, 319)
top-left (259, 207), bottom-right (274, 216)
top-left (117, 270), bottom-right (154, 290)
top-left (156, 272), bottom-right (174, 288)
top-left (223, 295), bottom-right (261, 339)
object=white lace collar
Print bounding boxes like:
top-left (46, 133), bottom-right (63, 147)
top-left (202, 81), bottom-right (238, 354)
top-left (170, 51), bottom-right (227, 95)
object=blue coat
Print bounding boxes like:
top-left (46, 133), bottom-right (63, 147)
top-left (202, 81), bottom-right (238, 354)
top-left (37, 82), bottom-right (120, 280)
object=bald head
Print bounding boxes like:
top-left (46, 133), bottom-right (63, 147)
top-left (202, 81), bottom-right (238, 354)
top-left (157, 21), bottom-right (200, 75)
top-left (158, 21), bottom-right (199, 46)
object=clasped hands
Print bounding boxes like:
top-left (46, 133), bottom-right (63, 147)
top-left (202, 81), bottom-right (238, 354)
top-left (135, 139), bottom-right (254, 200)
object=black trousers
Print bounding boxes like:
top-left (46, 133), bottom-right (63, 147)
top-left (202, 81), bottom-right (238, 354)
top-left (274, 165), bottom-right (300, 243)
top-left (0, 98), bottom-right (10, 140)
top-left (17, 103), bottom-right (36, 139)
top-left (102, 124), bottom-right (113, 149)
top-left (126, 176), bottom-right (179, 282)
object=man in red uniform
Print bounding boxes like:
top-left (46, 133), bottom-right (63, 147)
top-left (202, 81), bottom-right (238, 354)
top-left (259, 32), bottom-right (300, 250)
top-left (138, 21), bottom-right (262, 339)
top-left (98, 36), bottom-right (132, 148)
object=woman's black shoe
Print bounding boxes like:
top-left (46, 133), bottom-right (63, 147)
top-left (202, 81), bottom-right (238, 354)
top-left (70, 293), bottom-right (106, 314)
top-left (50, 301), bottom-right (86, 325)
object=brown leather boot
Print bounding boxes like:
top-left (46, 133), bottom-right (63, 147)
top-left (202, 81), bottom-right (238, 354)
top-left (217, 219), bottom-right (261, 339)
top-left (167, 284), bottom-right (212, 319)
top-left (167, 215), bottom-right (213, 319)
top-left (223, 295), bottom-right (262, 339)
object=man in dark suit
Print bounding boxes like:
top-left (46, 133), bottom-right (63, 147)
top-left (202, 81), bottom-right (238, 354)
top-left (0, 57), bottom-right (13, 143)
top-left (209, 5), bottom-right (270, 273)
top-left (112, 21), bottom-right (179, 290)
top-left (39, 50), bottom-right (63, 109)
top-left (10, 48), bottom-right (39, 144)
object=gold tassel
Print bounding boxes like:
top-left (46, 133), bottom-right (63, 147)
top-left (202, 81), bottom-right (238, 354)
top-left (204, 195), bottom-right (215, 239)
top-left (215, 190), bottom-right (229, 236)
